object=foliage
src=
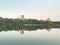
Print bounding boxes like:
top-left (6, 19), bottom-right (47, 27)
top-left (0, 17), bottom-right (60, 30)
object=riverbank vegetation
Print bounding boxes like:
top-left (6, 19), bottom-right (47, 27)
top-left (0, 17), bottom-right (60, 29)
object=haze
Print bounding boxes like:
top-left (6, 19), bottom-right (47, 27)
top-left (0, 0), bottom-right (60, 21)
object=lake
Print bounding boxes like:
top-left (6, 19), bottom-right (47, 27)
top-left (0, 28), bottom-right (60, 45)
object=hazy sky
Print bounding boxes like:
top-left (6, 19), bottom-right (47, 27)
top-left (0, 0), bottom-right (60, 21)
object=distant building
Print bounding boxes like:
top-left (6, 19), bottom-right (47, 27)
top-left (20, 15), bottom-right (24, 20)
top-left (46, 18), bottom-right (50, 21)
top-left (18, 15), bottom-right (24, 20)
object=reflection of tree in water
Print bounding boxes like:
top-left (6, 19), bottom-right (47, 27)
top-left (17, 29), bottom-right (51, 34)
top-left (0, 26), bottom-right (52, 33)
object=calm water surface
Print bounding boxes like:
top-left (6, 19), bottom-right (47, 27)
top-left (0, 28), bottom-right (60, 45)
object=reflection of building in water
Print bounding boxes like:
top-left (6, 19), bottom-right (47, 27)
top-left (18, 30), bottom-right (24, 34)
top-left (20, 30), bottom-right (24, 34)
top-left (46, 29), bottom-right (51, 31)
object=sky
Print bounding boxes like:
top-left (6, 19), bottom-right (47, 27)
top-left (0, 0), bottom-right (60, 21)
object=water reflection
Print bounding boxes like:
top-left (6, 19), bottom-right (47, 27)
top-left (0, 25), bottom-right (60, 34)
top-left (0, 26), bottom-right (53, 34)
top-left (18, 30), bottom-right (24, 34)
top-left (0, 26), bottom-right (60, 45)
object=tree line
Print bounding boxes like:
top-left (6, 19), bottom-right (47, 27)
top-left (0, 17), bottom-right (60, 29)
